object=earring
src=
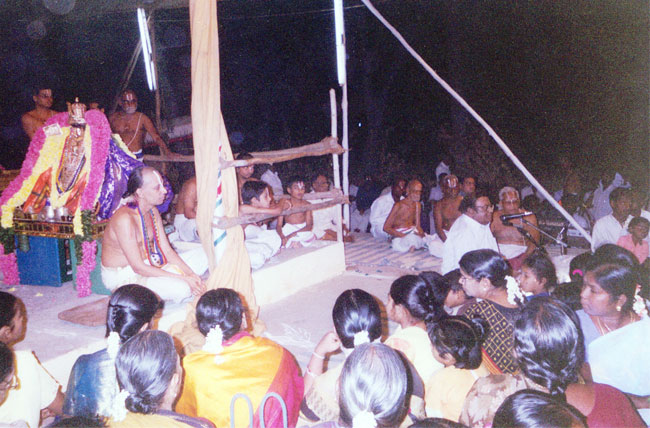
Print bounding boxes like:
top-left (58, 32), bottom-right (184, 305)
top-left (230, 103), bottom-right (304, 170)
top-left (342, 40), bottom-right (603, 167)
top-left (616, 305), bottom-right (622, 312)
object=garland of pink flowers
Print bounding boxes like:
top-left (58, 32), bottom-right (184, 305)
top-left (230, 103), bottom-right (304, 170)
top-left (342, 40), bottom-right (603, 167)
top-left (0, 243), bottom-right (19, 285)
top-left (0, 110), bottom-right (111, 296)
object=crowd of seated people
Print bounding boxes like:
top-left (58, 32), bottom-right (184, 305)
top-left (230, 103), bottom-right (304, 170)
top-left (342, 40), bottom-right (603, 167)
top-left (1, 238), bottom-right (649, 427)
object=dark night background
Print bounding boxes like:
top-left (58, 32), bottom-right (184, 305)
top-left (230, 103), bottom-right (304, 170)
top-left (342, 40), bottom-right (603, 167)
top-left (0, 0), bottom-right (648, 192)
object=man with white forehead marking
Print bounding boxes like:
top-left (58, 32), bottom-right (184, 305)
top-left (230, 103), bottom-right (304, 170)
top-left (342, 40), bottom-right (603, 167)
top-left (101, 167), bottom-right (206, 303)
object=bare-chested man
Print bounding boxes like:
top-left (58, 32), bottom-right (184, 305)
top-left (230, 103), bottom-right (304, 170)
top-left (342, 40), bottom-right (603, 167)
top-left (101, 167), bottom-right (205, 303)
top-left (235, 152), bottom-right (259, 201)
top-left (173, 176), bottom-right (198, 242)
top-left (21, 87), bottom-right (57, 140)
top-left (433, 174), bottom-right (463, 242)
top-left (491, 186), bottom-right (540, 272)
top-left (384, 179), bottom-right (426, 252)
top-left (109, 90), bottom-right (172, 160)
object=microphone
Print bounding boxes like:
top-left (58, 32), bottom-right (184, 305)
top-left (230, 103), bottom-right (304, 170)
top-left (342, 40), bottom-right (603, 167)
top-left (500, 212), bottom-right (534, 222)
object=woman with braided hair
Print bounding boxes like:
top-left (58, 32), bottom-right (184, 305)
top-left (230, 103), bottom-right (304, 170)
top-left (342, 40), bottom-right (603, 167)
top-left (64, 284), bottom-right (161, 418)
top-left (459, 297), bottom-right (644, 428)
top-left (385, 273), bottom-right (447, 385)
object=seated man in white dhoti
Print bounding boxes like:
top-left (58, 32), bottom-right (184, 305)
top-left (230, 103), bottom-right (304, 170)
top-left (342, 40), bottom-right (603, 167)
top-left (491, 186), bottom-right (540, 272)
top-left (369, 177), bottom-right (406, 239)
top-left (101, 167), bottom-right (205, 304)
top-left (441, 192), bottom-right (499, 274)
top-left (383, 179), bottom-right (426, 252)
top-left (173, 176), bottom-right (199, 242)
top-left (276, 176), bottom-right (316, 248)
top-left (308, 174), bottom-right (352, 242)
top-left (240, 181), bottom-right (283, 269)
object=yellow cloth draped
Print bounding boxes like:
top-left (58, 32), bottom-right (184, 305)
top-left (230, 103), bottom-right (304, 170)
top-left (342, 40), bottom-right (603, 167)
top-left (176, 333), bottom-right (303, 428)
top-left (424, 364), bottom-right (490, 422)
top-left (108, 412), bottom-right (198, 428)
top-left (385, 326), bottom-right (444, 384)
top-left (171, 0), bottom-right (261, 356)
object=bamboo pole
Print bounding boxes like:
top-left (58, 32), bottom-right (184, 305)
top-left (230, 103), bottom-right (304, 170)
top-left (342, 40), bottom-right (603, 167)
top-left (341, 83), bottom-right (350, 228)
top-left (330, 89), bottom-right (344, 242)
top-left (360, 0), bottom-right (592, 243)
top-left (214, 195), bottom-right (349, 229)
top-left (111, 39), bottom-right (142, 114)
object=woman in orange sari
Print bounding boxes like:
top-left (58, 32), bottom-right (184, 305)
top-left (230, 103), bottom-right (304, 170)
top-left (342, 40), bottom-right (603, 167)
top-left (175, 289), bottom-right (303, 428)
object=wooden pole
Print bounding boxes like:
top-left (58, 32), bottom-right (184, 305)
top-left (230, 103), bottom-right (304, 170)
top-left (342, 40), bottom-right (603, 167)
top-left (330, 89), bottom-right (343, 242)
top-left (342, 82), bottom-right (350, 227)
top-left (150, 10), bottom-right (162, 130)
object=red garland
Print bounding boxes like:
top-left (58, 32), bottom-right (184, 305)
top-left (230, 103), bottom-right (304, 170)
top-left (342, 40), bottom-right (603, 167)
top-left (80, 110), bottom-right (111, 211)
top-left (76, 240), bottom-right (96, 297)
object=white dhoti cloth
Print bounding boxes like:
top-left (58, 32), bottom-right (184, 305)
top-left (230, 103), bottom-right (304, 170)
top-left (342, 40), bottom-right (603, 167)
top-left (100, 248), bottom-right (207, 304)
top-left (350, 205), bottom-right (370, 233)
top-left (391, 227), bottom-right (425, 252)
top-left (425, 232), bottom-right (446, 258)
top-left (282, 222), bottom-right (316, 247)
top-left (497, 243), bottom-right (527, 259)
top-left (173, 214), bottom-right (199, 242)
top-left (245, 224), bottom-right (282, 270)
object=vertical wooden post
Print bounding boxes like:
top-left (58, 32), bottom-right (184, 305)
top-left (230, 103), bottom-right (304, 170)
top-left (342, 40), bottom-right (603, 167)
top-left (330, 89), bottom-right (343, 243)
top-left (341, 83), bottom-right (350, 228)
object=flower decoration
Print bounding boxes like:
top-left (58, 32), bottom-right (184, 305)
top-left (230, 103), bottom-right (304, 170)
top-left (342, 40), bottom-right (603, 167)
top-left (353, 330), bottom-right (370, 347)
top-left (506, 275), bottom-right (529, 306)
top-left (111, 389), bottom-right (130, 422)
top-left (352, 410), bottom-right (377, 428)
top-left (106, 331), bottom-right (121, 360)
top-left (202, 324), bottom-right (225, 364)
top-left (632, 285), bottom-right (648, 317)
top-left (0, 243), bottom-right (19, 285)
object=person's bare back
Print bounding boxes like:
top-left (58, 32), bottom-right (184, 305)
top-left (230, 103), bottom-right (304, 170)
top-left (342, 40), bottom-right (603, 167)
top-left (176, 176), bottom-right (197, 219)
top-left (102, 206), bottom-right (146, 268)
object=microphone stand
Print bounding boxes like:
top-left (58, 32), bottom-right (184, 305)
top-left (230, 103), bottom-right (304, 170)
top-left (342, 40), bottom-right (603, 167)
top-left (503, 218), bottom-right (569, 253)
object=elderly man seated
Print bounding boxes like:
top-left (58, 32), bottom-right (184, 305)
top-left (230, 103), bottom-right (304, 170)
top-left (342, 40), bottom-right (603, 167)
top-left (491, 186), bottom-right (540, 272)
top-left (101, 167), bottom-right (206, 304)
top-left (383, 179), bottom-right (426, 252)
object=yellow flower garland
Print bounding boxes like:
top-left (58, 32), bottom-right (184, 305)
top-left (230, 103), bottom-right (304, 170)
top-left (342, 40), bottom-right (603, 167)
top-left (1, 126), bottom-right (93, 236)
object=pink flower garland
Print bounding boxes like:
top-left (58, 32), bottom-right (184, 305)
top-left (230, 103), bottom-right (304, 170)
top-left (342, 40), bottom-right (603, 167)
top-left (76, 240), bottom-right (96, 297)
top-left (0, 243), bottom-right (19, 285)
top-left (0, 113), bottom-right (69, 209)
top-left (0, 111), bottom-right (111, 297)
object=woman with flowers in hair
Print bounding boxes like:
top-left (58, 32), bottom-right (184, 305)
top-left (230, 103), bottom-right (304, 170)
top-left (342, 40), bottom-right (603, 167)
top-left (384, 273), bottom-right (447, 383)
top-left (458, 249), bottom-right (522, 374)
top-left (110, 330), bottom-right (214, 427)
top-left (577, 254), bottom-right (650, 422)
top-left (302, 289), bottom-right (384, 424)
top-left (311, 343), bottom-right (410, 428)
top-left (459, 297), bottom-right (644, 428)
top-left (175, 289), bottom-right (303, 428)
top-left (64, 284), bottom-right (161, 418)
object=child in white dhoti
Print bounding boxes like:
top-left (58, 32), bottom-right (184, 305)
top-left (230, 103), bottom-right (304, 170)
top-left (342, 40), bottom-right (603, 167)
top-left (276, 176), bottom-right (316, 248)
top-left (240, 181), bottom-right (283, 269)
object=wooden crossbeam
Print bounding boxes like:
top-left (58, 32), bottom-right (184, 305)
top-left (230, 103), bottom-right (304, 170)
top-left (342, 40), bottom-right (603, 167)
top-left (213, 195), bottom-right (349, 229)
top-left (142, 136), bottom-right (344, 165)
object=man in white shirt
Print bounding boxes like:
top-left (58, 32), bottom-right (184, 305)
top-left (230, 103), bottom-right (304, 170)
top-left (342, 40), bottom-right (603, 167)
top-left (260, 164), bottom-right (283, 197)
top-left (591, 187), bottom-right (633, 251)
top-left (369, 178), bottom-right (406, 239)
top-left (589, 170), bottom-right (630, 221)
top-left (441, 193), bottom-right (499, 274)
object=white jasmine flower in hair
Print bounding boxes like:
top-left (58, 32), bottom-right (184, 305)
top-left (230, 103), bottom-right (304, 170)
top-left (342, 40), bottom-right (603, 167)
top-left (506, 275), bottom-right (530, 305)
top-left (632, 285), bottom-right (648, 317)
top-left (352, 410), bottom-right (377, 428)
top-left (353, 330), bottom-right (370, 347)
top-left (202, 324), bottom-right (225, 364)
top-left (111, 389), bottom-right (130, 422)
top-left (106, 331), bottom-right (121, 360)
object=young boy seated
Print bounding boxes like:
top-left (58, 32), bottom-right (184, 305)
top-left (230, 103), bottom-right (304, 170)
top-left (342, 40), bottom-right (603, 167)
top-left (276, 176), bottom-right (316, 248)
top-left (240, 181), bottom-right (283, 269)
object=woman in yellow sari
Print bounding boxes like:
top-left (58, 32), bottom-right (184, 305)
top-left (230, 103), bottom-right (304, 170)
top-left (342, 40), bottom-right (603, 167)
top-left (176, 289), bottom-right (303, 428)
top-left (385, 273), bottom-right (447, 384)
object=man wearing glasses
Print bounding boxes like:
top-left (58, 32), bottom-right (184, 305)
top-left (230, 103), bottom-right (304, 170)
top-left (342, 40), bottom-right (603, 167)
top-left (491, 186), bottom-right (540, 272)
top-left (109, 89), bottom-right (173, 160)
top-left (441, 192), bottom-right (499, 274)
top-left (21, 87), bottom-right (57, 140)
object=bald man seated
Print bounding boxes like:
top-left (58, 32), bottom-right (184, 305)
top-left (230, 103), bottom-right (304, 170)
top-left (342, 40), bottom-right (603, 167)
top-left (383, 180), bottom-right (426, 252)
